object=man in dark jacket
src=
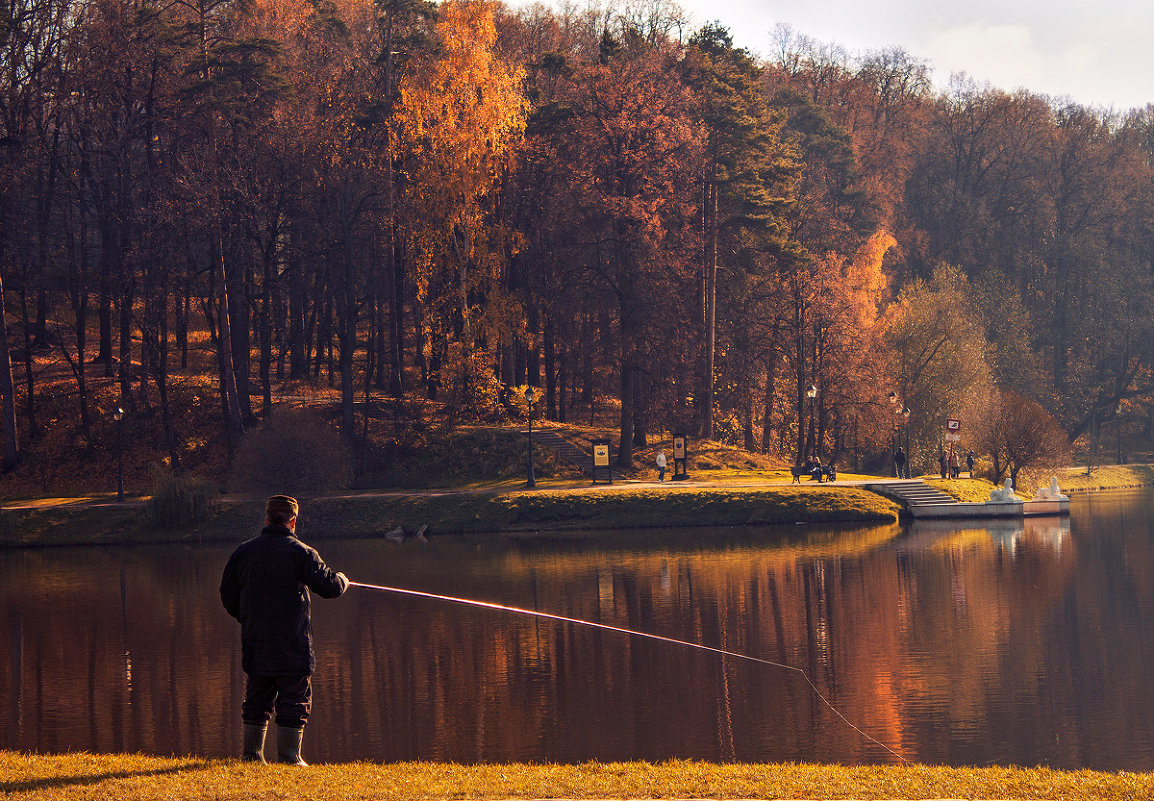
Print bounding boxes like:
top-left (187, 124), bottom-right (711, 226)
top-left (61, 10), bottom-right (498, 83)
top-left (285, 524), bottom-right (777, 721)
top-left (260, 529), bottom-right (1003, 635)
top-left (220, 495), bottom-right (349, 765)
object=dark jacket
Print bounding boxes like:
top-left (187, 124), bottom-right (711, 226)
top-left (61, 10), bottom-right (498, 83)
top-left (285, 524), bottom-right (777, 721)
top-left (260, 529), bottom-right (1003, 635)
top-left (220, 525), bottom-right (348, 676)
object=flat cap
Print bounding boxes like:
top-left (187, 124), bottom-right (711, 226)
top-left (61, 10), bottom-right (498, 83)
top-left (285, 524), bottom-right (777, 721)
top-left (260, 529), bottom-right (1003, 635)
top-left (265, 494), bottom-right (299, 519)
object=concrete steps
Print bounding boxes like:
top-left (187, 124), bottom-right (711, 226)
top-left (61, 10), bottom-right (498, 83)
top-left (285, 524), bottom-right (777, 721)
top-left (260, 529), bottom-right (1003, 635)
top-left (866, 480), bottom-right (959, 509)
top-left (529, 428), bottom-right (593, 475)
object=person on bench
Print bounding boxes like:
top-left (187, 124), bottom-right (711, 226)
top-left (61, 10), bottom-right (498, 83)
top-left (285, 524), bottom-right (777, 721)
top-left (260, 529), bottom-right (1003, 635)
top-left (803, 454), bottom-right (824, 481)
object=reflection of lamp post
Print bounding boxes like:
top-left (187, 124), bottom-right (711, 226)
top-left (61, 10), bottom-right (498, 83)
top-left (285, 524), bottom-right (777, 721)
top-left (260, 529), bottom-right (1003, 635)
top-left (805, 383), bottom-right (817, 457)
top-left (901, 406), bottom-right (911, 477)
top-left (525, 387), bottom-right (536, 488)
top-left (113, 406), bottom-right (125, 501)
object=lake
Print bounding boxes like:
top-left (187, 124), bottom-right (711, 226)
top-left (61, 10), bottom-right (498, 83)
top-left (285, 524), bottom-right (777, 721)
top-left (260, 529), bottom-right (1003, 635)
top-left (4, 487), bottom-right (1154, 769)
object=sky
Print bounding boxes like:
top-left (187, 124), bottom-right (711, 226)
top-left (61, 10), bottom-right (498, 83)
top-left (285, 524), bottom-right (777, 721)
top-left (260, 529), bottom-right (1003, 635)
top-left (672, 0), bottom-right (1154, 111)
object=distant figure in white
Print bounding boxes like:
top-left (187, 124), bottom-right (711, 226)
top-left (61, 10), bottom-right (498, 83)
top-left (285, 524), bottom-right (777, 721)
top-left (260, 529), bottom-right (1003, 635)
top-left (1032, 476), bottom-right (1069, 501)
top-left (988, 478), bottom-right (1022, 503)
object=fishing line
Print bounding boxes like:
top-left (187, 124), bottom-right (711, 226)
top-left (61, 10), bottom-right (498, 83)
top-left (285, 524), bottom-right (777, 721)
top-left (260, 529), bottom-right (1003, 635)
top-left (347, 580), bottom-right (907, 763)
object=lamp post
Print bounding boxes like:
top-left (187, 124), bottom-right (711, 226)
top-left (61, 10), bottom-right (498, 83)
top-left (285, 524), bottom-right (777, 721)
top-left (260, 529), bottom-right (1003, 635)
top-left (805, 383), bottom-right (817, 459)
top-left (901, 406), bottom-right (911, 477)
top-left (888, 391), bottom-right (899, 476)
top-left (525, 386), bottom-right (536, 488)
top-left (113, 406), bottom-right (125, 501)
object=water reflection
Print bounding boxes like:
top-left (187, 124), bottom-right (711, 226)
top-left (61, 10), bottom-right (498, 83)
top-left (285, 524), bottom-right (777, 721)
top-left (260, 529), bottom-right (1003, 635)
top-left (903, 516), bottom-right (1071, 555)
top-left (3, 497), bottom-right (1154, 769)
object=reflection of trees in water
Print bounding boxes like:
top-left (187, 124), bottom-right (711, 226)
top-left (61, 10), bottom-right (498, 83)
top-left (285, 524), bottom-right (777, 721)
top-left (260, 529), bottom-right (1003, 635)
top-left (6, 508), bottom-right (1154, 768)
top-left (1, 545), bottom-right (239, 758)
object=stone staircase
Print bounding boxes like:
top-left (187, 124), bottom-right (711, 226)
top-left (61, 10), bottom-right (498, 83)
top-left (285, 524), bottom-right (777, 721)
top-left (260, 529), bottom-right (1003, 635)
top-left (866, 480), bottom-right (959, 512)
top-left (530, 428), bottom-right (593, 475)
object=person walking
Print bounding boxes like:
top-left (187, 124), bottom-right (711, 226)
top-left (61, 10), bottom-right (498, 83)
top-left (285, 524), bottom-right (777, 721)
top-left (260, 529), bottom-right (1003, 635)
top-left (220, 495), bottom-right (349, 766)
top-left (948, 449), bottom-right (959, 479)
top-left (894, 447), bottom-right (907, 478)
top-left (656, 450), bottom-right (667, 482)
top-left (966, 451), bottom-right (975, 477)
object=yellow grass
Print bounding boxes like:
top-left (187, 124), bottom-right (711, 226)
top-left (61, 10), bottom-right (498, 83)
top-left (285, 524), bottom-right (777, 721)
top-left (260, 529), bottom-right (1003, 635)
top-left (3, 752), bottom-right (1152, 800)
top-left (1059, 463), bottom-right (1154, 492)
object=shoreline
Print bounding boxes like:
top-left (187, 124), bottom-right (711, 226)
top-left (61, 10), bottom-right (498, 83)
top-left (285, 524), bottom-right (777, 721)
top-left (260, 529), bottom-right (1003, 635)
top-left (2, 465), bottom-right (1150, 549)
top-left (0, 482), bottom-right (902, 548)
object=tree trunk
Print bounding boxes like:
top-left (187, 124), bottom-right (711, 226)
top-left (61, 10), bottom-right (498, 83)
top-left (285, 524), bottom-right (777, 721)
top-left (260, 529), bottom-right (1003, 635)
top-left (118, 276), bottom-right (135, 411)
top-left (229, 260), bottom-right (253, 425)
top-left (289, 257), bottom-right (307, 379)
top-left (17, 285), bottom-right (38, 436)
top-left (544, 318), bottom-right (556, 421)
top-left (212, 237), bottom-right (244, 443)
top-left (98, 254), bottom-right (114, 374)
top-left (761, 345), bottom-right (780, 452)
top-left (258, 255), bottom-right (274, 415)
top-left (617, 357), bottom-right (635, 467)
top-left (557, 343), bottom-right (567, 424)
top-left (702, 175), bottom-right (717, 439)
top-left (0, 273), bottom-right (20, 470)
top-left (339, 230), bottom-right (356, 440)
top-left (632, 371), bottom-right (647, 448)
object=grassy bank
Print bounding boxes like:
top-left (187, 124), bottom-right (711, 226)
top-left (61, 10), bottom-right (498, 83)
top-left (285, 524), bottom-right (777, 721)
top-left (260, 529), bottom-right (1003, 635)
top-left (4, 751), bottom-right (1152, 800)
top-left (1059, 463), bottom-right (1154, 492)
top-left (6, 461), bottom-right (1154, 549)
top-left (0, 484), bottom-right (901, 547)
top-left (926, 464), bottom-right (1154, 500)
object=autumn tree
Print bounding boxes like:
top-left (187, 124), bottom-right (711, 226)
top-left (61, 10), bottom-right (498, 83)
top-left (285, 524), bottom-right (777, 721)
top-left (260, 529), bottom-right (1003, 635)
top-left (547, 38), bottom-right (702, 466)
top-left (882, 264), bottom-right (994, 474)
top-left (806, 231), bottom-right (895, 465)
top-left (0, 0), bottom-right (76, 467)
top-left (395, 0), bottom-right (527, 405)
top-left (970, 388), bottom-right (1071, 487)
top-left (682, 24), bottom-right (800, 440)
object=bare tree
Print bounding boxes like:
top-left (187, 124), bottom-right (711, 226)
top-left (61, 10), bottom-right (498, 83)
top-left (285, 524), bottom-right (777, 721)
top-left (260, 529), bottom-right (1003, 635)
top-left (971, 389), bottom-right (1072, 487)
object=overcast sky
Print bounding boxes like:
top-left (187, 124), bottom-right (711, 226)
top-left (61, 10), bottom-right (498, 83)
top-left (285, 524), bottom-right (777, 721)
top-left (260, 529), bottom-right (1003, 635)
top-left (673, 0), bottom-right (1153, 110)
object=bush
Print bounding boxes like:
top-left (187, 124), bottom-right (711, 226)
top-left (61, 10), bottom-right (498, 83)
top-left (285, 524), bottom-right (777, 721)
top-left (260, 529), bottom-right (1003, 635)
top-left (146, 470), bottom-right (219, 528)
top-left (229, 408), bottom-right (353, 497)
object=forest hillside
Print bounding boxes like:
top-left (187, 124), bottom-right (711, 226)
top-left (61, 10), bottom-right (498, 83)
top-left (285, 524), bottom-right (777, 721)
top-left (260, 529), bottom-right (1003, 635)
top-left (3, 0), bottom-right (1152, 497)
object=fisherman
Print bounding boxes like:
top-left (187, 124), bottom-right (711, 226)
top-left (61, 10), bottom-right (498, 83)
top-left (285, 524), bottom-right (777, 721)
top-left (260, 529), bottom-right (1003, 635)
top-left (220, 495), bottom-right (349, 766)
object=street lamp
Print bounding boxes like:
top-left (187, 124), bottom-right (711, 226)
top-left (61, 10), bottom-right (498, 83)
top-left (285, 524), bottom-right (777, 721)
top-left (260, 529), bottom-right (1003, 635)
top-left (113, 406), bottom-right (125, 501)
top-left (525, 386), bottom-right (537, 488)
top-left (901, 406), bottom-right (911, 477)
top-left (805, 384), bottom-right (817, 458)
top-left (888, 392), bottom-right (900, 476)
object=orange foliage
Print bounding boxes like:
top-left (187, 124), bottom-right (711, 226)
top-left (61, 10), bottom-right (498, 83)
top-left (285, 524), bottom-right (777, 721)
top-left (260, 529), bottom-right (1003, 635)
top-left (396, 0), bottom-right (528, 361)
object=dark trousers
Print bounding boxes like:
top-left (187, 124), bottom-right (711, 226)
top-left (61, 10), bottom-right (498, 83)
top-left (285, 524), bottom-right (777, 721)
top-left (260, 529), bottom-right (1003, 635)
top-left (242, 673), bottom-right (312, 729)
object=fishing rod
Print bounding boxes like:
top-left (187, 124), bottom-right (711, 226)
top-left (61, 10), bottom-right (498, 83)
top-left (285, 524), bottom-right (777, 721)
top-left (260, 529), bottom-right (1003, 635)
top-left (347, 580), bottom-right (907, 763)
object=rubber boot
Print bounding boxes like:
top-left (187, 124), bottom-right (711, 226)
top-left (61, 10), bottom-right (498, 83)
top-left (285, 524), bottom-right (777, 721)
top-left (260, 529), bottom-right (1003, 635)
top-left (276, 725), bottom-right (308, 766)
top-left (242, 723), bottom-right (267, 763)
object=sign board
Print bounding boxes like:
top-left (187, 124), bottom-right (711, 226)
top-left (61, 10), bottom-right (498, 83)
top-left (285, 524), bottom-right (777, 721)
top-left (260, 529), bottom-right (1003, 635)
top-left (591, 439), bottom-right (613, 484)
top-left (945, 432), bottom-right (961, 442)
top-left (593, 443), bottom-right (610, 467)
top-left (946, 419), bottom-right (961, 431)
top-left (673, 436), bottom-right (686, 460)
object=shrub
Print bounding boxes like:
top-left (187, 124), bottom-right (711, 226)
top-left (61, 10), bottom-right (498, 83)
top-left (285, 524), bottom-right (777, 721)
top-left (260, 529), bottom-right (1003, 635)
top-left (146, 470), bottom-right (219, 528)
top-left (229, 408), bottom-right (353, 497)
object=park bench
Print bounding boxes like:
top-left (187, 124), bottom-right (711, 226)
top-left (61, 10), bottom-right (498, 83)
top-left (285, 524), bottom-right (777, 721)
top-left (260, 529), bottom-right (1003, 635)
top-left (791, 464), bottom-right (836, 483)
